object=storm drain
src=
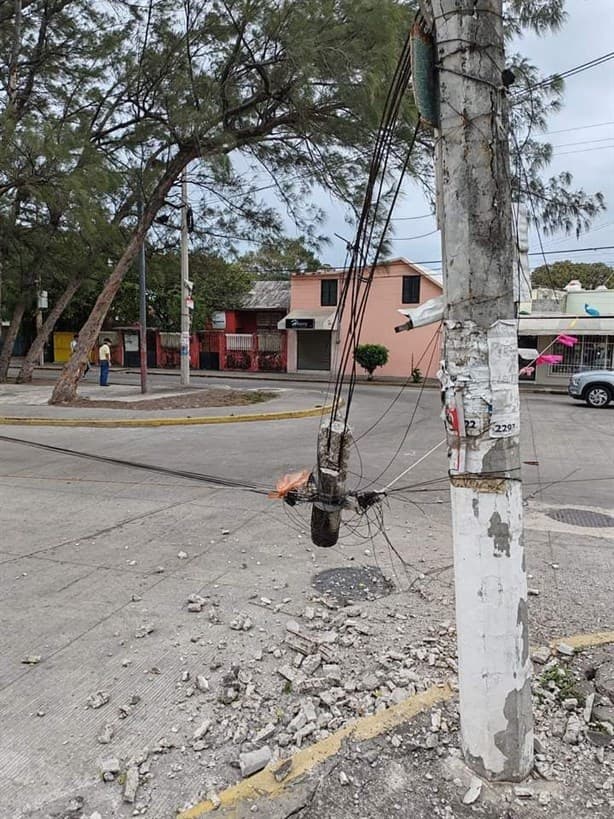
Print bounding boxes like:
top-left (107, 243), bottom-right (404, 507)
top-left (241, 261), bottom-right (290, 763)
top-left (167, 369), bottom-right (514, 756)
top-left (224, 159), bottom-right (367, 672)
top-left (312, 565), bottom-right (394, 603)
top-left (546, 508), bottom-right (614, 528)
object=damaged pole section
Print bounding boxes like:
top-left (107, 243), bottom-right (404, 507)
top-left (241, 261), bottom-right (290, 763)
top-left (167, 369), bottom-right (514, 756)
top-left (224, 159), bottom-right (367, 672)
top-left (429, 0), bottom-right (533, 781)
top-left (441, 321), bottom-right (532, 781)
top-left (311, 417), bottom-right (352, 548)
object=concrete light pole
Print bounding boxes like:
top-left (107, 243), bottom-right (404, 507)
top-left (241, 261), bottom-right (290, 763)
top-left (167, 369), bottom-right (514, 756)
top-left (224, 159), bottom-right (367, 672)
top-left (137, 197), bottom-right (148, 394)
top-left (427, 0), bottom-right (534, 780)
top-left (180, 166), bottom-right (190, 387)
top-left (35, 275), bottom-right (46, 366)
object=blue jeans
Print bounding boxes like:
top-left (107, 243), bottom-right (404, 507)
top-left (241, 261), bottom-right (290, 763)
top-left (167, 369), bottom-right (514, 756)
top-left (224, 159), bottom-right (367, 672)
top-left (100, 360), bottom-right (110, 386)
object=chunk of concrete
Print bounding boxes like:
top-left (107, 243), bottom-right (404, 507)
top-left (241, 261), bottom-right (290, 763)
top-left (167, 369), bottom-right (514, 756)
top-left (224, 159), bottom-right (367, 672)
top-left (123, 764), bottom-right (139, 803)
top-left (239, 746), bottom-right (272, 778)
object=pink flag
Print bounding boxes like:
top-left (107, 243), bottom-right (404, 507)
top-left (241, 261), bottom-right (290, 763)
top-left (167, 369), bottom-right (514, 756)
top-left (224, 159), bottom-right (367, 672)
top-left (556, 334), bottom-right (578, 347)
top-left (536, 354), bottom-right (563, 366)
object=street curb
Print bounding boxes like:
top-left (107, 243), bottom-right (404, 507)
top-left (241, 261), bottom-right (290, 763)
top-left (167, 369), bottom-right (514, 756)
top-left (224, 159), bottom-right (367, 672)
top-left (0, 403), bottom-right (334, 428)
top-left (177, 683), bottom-right (455, 818)
top-left (177, 629), bottom-right (614, 818)
top-left (550, 630), bottom-right (614, 652)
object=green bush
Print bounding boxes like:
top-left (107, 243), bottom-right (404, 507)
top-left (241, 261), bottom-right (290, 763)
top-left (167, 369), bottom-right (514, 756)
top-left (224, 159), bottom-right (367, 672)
top-left (354, 343), bottom-right (389, 379)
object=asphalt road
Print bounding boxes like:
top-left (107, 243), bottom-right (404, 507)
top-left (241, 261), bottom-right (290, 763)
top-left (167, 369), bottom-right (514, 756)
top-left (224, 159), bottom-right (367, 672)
top-left (0, 379), bottom-right (613, 817)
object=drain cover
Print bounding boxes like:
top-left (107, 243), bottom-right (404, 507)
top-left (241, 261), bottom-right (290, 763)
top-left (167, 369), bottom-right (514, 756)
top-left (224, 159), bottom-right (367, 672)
top-left (546, 508), bottom-right (614, 528)
top-left (312, 565), bottom-right (394, 603)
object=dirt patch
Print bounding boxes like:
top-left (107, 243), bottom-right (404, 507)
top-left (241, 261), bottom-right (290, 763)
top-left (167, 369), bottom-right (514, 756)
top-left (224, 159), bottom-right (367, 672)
top-left (69, 389), bottom-right (277, 411)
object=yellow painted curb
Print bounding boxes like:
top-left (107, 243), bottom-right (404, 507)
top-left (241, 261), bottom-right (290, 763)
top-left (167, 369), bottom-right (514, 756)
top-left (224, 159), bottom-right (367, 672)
top-left (177, 683), bottom-right (454, 818)
top-left (551, 630), bottom-right (614, 652)
top-left (177, 628), bottom-right (614, 819)
top-left (0, 403), bottom-right (333, 428)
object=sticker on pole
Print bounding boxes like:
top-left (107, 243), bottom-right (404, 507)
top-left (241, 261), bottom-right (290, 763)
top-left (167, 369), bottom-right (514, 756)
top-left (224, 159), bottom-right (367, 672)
top-left (489, 413), bottom-right (518, 438)
top-left (488, 322), bottom-right (520, 438)
top-left (180, 331), bottom-right (190, 355)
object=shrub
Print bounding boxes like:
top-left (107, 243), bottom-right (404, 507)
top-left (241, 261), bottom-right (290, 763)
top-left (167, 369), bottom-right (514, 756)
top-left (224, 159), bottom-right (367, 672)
top-left (354, 343), bottom-right (389, 379)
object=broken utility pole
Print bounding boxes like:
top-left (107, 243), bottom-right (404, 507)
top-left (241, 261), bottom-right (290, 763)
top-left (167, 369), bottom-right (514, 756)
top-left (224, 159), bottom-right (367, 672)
top-left (425, 0), bottom-right (534, 780)
top-left (311, 418), bottom-right (352, 548)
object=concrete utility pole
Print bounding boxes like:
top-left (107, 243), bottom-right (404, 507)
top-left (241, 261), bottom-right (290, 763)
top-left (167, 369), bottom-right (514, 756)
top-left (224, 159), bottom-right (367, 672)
top-left (180, 166), bottom-right (190, 387)
top-left (137, 197), bottom-right (148, 394)
top-left (428, 0), bottom-right (533, 780)
top-left (35, 274), bottom-right (45, 366)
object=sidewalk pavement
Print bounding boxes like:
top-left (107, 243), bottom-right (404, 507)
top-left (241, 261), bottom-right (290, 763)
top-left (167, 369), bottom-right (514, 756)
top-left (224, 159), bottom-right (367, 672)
top-left (0, 381), bottom-right (331, 425)
top-left (12, 360), bottom-right (568, 393)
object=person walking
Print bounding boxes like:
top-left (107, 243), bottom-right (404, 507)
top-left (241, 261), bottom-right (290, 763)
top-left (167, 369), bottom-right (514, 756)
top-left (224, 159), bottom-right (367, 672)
top-left (98, 337), bottom-right (112, 387)
top-left (70, 334), bottom-right (90, 378)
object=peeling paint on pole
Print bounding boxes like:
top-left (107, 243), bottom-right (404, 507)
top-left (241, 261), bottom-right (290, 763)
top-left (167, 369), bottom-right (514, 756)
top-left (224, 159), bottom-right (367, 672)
top-left (451, 480), bottom-right (533, 779)
top-left (429, 0), bottom-right (534, 781)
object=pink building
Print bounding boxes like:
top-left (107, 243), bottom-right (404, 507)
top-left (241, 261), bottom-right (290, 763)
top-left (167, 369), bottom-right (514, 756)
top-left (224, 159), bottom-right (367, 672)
top-left (278, 257), bottom-right (443, 378)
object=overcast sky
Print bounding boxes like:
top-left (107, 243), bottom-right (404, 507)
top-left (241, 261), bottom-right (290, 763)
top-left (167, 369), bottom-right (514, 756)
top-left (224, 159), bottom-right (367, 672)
top-left (298, 0), bottom-right (614, 272)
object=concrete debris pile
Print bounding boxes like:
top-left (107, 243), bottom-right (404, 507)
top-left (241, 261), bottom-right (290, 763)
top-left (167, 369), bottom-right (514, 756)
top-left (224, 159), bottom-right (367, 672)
top-left (529, 645), bottom-right (614, 802)
top-left (87, 580), bottom-right (613, 817)
top-left (92, 590), bottom-right (460, 813)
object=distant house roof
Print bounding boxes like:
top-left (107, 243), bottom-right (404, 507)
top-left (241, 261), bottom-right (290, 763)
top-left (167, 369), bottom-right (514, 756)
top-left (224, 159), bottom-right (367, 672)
top-left (240, 280), bottom-right (290, 310)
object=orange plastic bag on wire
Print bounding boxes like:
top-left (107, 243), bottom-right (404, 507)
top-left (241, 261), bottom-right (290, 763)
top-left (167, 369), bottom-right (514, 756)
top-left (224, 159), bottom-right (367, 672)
top-left (268, 470), bottom-right (310, 500)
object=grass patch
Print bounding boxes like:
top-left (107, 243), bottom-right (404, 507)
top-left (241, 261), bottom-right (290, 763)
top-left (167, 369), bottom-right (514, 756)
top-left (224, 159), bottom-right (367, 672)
top-left (539, 664), bottom-right (585, 706)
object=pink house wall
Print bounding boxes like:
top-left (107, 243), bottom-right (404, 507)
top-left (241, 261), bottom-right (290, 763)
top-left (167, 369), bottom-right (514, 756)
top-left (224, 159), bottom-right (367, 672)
top-left (289, 260), bottom-right (443, 378)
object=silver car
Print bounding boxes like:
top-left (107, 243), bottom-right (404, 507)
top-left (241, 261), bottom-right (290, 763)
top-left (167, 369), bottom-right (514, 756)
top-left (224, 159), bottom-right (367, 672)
top-left (568, 370), bottom-right (614, 408)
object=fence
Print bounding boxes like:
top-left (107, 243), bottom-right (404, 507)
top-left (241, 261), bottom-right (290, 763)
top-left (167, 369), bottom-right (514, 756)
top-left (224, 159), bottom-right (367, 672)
top-left (220, 332), bottom-right (287, 372)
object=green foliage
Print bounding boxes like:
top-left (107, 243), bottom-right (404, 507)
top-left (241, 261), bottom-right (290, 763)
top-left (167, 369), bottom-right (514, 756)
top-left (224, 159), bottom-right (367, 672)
top-left (355, 343), bottom-right (389, 378)
top-left (239, 238), bottom-right (323, 279)
top-left (504, 0), bottom-right (567, 38)
top-left (538, 664), bottom-right (584, 706)
top-left (111, 250), bottom-right (253, 331)
top-left (0, 0), bottom-right (608, 348)
top-left (531, 260), bottom-right (613, 290)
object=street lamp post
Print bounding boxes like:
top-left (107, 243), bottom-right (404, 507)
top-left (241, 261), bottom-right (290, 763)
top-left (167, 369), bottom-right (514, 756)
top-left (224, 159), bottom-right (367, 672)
top-left (180, 166), bottom-right (191, 387)
top-left (137, 197), bottom-right (148, 394)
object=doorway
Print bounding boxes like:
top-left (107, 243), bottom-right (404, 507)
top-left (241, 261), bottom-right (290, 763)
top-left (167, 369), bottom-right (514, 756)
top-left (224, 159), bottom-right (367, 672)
top-left (297, 331), bottom-right (331, 371)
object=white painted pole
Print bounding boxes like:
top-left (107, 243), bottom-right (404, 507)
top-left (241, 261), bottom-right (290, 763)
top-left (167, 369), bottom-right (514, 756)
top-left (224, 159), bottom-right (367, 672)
top-left (428, 0), bottom-right (534, 781)
top-left (180, 166), bottom-right (190, 387)
top-left (35, 274), bottom-right (44, 366)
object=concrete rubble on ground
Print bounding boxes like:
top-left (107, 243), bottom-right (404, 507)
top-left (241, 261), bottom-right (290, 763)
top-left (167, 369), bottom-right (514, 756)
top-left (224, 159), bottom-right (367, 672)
top-left (72, 580), bottom-right (613, 817)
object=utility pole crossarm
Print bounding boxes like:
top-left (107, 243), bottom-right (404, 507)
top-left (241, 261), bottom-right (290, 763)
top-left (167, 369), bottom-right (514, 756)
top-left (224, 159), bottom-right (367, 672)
top-left (431, 0), bottom-right (533, 782)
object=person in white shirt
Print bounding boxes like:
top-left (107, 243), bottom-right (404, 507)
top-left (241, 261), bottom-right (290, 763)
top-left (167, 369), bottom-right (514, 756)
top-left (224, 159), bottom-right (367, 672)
top-left (98, 338), bottom-right (112, 386)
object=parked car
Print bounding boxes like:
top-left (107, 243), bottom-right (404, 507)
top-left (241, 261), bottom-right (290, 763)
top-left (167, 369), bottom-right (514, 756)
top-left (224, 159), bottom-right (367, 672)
top-left (568, 370), bottom-right (614, 408)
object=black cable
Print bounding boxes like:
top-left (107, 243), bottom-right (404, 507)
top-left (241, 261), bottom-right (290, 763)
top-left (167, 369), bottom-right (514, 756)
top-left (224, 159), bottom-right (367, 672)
top-left (359, 324), bottom-right (441, 490)
top-left (0, 434), bottom-right (270, 496)
top-left (354, 324), bottom-right (442, 445)
top-left (326, 31), bottom-right (417, 436)
top-left (513, 51), bottom-right (614, 100)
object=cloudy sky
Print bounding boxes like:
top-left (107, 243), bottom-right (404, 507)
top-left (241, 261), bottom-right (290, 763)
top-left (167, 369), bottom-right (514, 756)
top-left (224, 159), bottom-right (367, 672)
top-left (311, 0), bottom-right (614, 272)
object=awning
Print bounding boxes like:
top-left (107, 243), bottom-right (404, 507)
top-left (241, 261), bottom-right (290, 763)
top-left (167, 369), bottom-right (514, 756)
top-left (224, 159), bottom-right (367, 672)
top-left (518, 315), bottom-right (614, 336)
top-left (278, 309), bottom-right (337, 331)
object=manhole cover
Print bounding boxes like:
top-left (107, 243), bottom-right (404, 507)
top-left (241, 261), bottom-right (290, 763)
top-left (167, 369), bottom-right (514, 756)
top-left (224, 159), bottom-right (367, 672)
top-left (546, 508), bottom-right (614, 528)
top-left (312, 565), bottom-right (394, 603)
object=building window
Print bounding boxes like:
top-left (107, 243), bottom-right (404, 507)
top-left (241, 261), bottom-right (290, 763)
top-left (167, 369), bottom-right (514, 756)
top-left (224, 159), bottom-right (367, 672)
top-left (551, 334), bottom-right (613, 375)
top-left (321, 279), bottom-right (338, 307)
top-left (256, 311), bottom-right (284, 331)
top-left (402, 275), bottom-right (421, 304)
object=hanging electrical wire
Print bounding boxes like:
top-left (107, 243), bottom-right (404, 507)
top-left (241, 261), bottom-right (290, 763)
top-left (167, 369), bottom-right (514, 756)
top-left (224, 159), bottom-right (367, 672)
top-left (306, 24), bottom-right (423, 548)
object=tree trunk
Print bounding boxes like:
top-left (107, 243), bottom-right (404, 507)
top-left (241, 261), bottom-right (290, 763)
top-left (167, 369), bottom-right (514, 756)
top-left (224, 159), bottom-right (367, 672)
top-left (17, 274), bottom-right (81, 383)
top-left (0, 296), bottom-right (26, 382)
top-left (50, 147), bottom-right (196, 404)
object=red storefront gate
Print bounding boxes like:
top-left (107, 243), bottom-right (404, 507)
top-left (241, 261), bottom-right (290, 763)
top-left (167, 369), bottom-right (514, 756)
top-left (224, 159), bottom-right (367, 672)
top-left (200, 331), bottom-right (287, 372)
